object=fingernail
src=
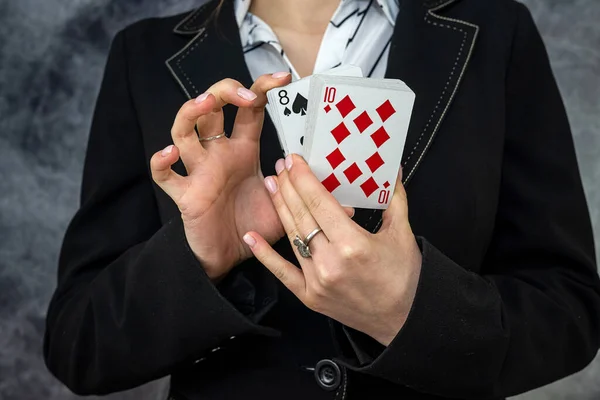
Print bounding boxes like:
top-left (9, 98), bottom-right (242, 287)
top-left (272, 71), bottom-right (290, 79)
top-left (237, 87), bottom-right (257, 101)
top-left (243, 233), bottom-right (257, 248)
top-left (285, 155), bottom-right (293, 171)
top-left (161, 145), bottom-right (174, 156)
top-left (275, 158), bottom-right (285, 175)
top-left (195, 92), bottom-right (209, 104)
top-left (264, 176), bottom-right (278, 194)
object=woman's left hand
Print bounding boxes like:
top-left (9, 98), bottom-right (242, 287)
top-left (243, 154), bottom-right (423, 346)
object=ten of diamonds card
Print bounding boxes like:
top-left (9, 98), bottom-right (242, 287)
top-left (305, 75), bottom-right (415, 209)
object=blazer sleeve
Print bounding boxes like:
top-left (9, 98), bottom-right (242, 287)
top-left (337, 4), bottom-right (600, 399)
top-left (43, 29), bottom-right (278, 396)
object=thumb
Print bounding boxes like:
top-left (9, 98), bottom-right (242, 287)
top-left (379, 167), bottom-right (408, 233)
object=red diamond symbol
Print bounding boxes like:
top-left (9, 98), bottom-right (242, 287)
top-left (365, 151), bottom-right (384, 173)
top-left (353, 111), bottom-right (373, 133)
top-left (376, 99), bottom-right (396, 122)
top-left (383, 181), bottom-right (390, 188)
top-left (326, 148), bottom-right (346, 169)
top-left (331, 122), bottom-right (351, 144)
top-left (322, 173), bottom-right (341, 193)
top-left (370, 126), bottom-right (390, 148)
top-left (335, 95), bottom-right (356, 118)
top-left (343, 162), bottom-right (363, 184)
top-left (324, 104), bottom-right (332, 113)
top-left (360, 177), bottom-right (379, 198)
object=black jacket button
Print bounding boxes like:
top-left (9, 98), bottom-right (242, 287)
top-left (314, 359), bottom-right (341, 391)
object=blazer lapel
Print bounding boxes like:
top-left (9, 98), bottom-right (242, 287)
top-left (386, 0), bottom-right (479, 186)
top-left (167, 0), bottom-right (251, 94)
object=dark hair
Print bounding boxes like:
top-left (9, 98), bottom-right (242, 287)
top-left (209, 0), bottom-right (231, 38)
top-left (214, 0), bottom-right (227, 20)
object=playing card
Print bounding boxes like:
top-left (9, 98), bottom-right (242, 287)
top-left (267, 65), bottom-right (363, 156)
top-left (304, 75), bottom-right (415, 209)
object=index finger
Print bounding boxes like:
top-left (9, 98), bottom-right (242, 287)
top-left (284, 154), bottom-right (356, 239)
top-left (232, 72), bottom-right (292, 141)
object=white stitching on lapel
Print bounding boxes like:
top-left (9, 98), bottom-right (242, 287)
top-left (401, 16), bottom-right (466, 169)
top-left (372, 7), bottom-right (479, 233)
top-left (165, 28), bottom-right (208, 99)
top-left (404, 10), bottom-right (480, 184)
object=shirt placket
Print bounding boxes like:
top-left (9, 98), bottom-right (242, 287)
top-left (313, 0), bottom-right (363, 74)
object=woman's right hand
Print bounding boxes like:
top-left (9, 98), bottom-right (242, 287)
top-left (150, 73), bottom-right (292, 281)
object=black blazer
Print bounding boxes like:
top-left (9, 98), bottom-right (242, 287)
top-left (44, 0), bottom-right (600, 399)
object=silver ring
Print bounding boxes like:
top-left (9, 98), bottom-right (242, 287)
top-left (198, 132), bottom-right (227, 142)
top-left (304, 228), bottom-right (323, 246)
top-left (293, 228), bottom-right (323, 258)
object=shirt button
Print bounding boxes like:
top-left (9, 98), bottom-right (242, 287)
top-left (314, 359), bottom-right (341, 391)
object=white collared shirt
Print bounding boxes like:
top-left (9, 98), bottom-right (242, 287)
top-left (235, 0), bottom-right (399, 81)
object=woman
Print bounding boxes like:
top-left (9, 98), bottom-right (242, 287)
top-left (44, 0), bottom-right (600, 399)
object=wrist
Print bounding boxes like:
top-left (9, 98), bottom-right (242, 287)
top-left (184, 233), bottom-right (237, 282)
top-left (369, 235), bottom-right (423, 346)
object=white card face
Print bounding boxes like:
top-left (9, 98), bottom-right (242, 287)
top-left (266, 65), bottom-right (363, 156)
top-left (306, 77), bottom-right (415, 209)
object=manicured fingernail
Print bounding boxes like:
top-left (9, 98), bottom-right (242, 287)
top-left (285, 155), bottom-right (293, 171)
top-left (264, 176), bottom-right (278, 194)
top-left (195, 92), bottom-right (209, 104)
top-left (237, 87), bottom-right (257, 101)
top-left (275, 158), bottom-right (285, 175)
top-left (161, 145), bottom-right (174, 156)
top-left (243, 233), bottom-right (257, 248)
top-left (272, 71), bottom-right (290, 79)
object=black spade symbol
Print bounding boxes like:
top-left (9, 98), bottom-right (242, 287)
top-left (292, 93), bottom-right (308, 116)
top-left (300, 136), bottom-right (304, 145)
top-left (284, 107), bottom-right (291, 116)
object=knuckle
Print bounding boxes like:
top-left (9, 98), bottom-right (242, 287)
top-left (256, 73), bottom-right (270, 85)
top-left (271, 197), bottom-right (288, 214)
top-left (272, 265), bottom-right (287, 282)
top-left (215, 78), bottom-right (240, 92)
top-left (337, 241), bottom-right (368, 261)
top-left (254, 74), bottom-right (275, 91)
top-left (292, 207), bottom-right (310, 224)
top-left (172, 116), bottom-right (196, 136)
top-left (287, 161), bottom-right (306, 183)
top-left (305, 195), bottom-right (323, 213)
top-left (221, 78), bottom-right (238, 86)
top-left (180, 101), bottom-right (196, 118)
top-left (150, 170), bottom-right (162, 184)
top-left (317, 265), bottom-right (341, 288)
top-left (150, 158), bottom-right (163, 180)
top-left (304, 290), bottom-right (323, 312)
top-left (177, 191), bottom-right (198, 218)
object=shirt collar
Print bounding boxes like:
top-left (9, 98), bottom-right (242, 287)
top-left (234, 0), bottom-right (399, 27)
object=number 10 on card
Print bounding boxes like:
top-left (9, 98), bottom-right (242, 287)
top-left (324, 87), bottom-right (337, 103)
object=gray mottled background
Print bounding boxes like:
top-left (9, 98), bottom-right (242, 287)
top-left (0, 0), bottom-right (598, 399)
